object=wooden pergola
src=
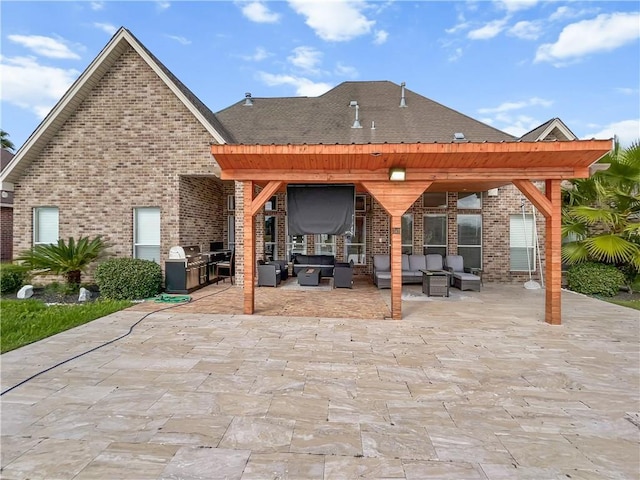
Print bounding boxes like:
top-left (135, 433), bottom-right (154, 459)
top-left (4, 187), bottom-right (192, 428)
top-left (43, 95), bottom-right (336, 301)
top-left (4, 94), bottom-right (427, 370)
top-left (210, 140), bottom-right (612, 324)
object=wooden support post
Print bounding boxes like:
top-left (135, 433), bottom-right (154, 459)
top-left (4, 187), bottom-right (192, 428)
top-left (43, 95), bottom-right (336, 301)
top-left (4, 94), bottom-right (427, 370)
top-left (390, 215), bottom-right (402, 320)
top-left (243, 181), bottom-right (255, 315)
top-left (545, 179), bottom-right (562, 325)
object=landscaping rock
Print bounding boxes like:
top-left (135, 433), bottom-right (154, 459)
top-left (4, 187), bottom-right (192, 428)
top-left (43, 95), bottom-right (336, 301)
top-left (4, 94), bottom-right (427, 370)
top-left (17, 285), bottom-right (34, 299)
top-left (78, 287), bottom-right (91, 302)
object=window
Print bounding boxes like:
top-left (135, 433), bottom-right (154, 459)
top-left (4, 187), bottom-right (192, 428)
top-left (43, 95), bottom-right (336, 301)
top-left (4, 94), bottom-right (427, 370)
top-left (134, 207), bottom-right (160, 263)
top-left (457, 214), bottom-right (482, 269)
top-left (345, 215), bottom-right (366, 264)
top-left (265, 215), bottom-right (277, 260)
top-left (423, 192), bottom-right (448, 208)
top-left (265, 196), bottom-right (277, 211)
top-left (457, 192), bottom-right (482, 209)
top-left (355, 194), bottom-right (367, 212)
top-left (510, 214), bottom-right (536, 271)
top-left (423, 214), bottom-right (447, 257)
top-left (401, 214), bottom-right (413, 255)
top-left (315, 234), bottom-right (336, 256)
top-left (286, 220), bottom-right (306, 260)
top-left (227, 195), bottom-right (235, 211)
top-left (228, 215), bottom-right (236, 251)
top-left (33, 207), bottom-right (58, 245)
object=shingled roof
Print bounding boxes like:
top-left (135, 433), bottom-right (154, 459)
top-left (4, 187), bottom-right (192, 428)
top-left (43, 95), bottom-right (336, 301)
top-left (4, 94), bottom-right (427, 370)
top-left (215, 81), bottom-right (516, 145)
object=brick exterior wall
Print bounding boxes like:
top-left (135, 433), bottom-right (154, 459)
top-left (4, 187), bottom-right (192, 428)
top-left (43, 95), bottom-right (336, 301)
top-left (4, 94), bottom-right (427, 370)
top-left (233, 185), bottom-right (547, 285)
top-left (1, 206), bottom-right (13, 261)
top-left (12, 45), bottom-right (223, 276)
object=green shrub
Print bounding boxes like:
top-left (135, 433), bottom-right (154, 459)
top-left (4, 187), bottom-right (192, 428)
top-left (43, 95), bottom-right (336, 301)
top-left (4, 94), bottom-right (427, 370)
top-left (0, 263), bottom-right (30, 294)
top-left (95, 258), bottom-right (162, 300)
top-left (567, 262), bottom-right (626, 297)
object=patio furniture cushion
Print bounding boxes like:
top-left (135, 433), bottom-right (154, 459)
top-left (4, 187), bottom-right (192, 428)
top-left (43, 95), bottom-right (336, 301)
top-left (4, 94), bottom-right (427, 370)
top-left (373, 255), bottom-right (390, 271)
top-left (408, 254), bottom-right (427, 271)
top-left (425, 254), bottom-right (445, 271)
top-left (401, 254), bottom-right (410, 271)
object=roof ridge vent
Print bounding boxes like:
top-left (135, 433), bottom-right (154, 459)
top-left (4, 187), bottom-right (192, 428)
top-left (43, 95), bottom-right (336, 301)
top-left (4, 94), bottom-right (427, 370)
top-left (399, 82), bottom-right (407, 108)
top-left (244, 92), bottom-right (253, 106)
top-left (349, 100), bottom-right (362, 128)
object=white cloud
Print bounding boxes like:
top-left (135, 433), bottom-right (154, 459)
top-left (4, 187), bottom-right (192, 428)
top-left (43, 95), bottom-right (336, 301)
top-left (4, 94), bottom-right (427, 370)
top-left (495, 0), bottom-right (538, 13)
top-left (478, 97), bottom-right (553, 114)
top-left (240, 1), bottom-right (281, 23)
top-left (7, 34), bottom-right (80, 60)
top-left (549, 6), bottom-right (598, 22)
top-left (334, 62), bottom-right (358, 78)
top-left (156, 1), bottom-right (170, 11)
top-left (288, 46), bottom-right (322, 72)
top-left (258, 72), bottom-right (332, 97)
top-left (90, 1), bottom-right (105, 10)
top-left (535, 12), bottom-right (640, 65)
top-left (241, 47), bottom-right (271, 62)
top-left (287, 0), bottom-right (375, 42)
top-left (0, 55), bottom-right (80, 118)
top-left (166, 35), bottom-right (191, 45)
top-left (616, 87), bottom-right (639, 96)
top-left (448, 47), bottom-right (463, 62)
top-left (583, 120), bottom-right (640, 146)
top-left (508, 20), bottom-right (542, 40)
top-left (499, 115), bottom-right (541, 137)
top-left (373, 30), bottom-right (388, 45)
top-left (467, 18), bottom-right (509, 40)
top-left (94, 23), bottom-right (117, 35)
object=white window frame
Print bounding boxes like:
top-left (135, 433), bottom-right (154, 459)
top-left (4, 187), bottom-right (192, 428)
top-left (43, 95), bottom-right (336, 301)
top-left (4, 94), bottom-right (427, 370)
top-left (457, 213), bottom-right (482, 269)
top-left (265, 195), bottom-right (277, 211)
top-left (457, 192), bottom-right (482, 209)
top-left (228, 215), bottom-right (236, 251)
top-left (285, 219), bottom-right (307, 261)
top-left (510, 214), bottom-right (537, 272)
top-left (355, 194), bottom-right (367, 212)
top-left (314, 234), bottom-right (336, 256)
top-left (345, 215), bottom-right (366, 265)
top-left (401, 213), bottom-right (413, 255)
top-left (33, 206), bottom-right (59, 245)
top-left (264, 215), bottom-right (277, 260)
top-left (423, 192), bottom-right (448, 208)
top-left (133, 207), bottom-right (161, 263)
top-left (423, 214), bottom-right (447, 257)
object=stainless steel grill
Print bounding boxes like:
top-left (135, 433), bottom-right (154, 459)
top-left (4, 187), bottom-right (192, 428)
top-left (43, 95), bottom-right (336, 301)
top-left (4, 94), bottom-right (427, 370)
top-left (165, 245), bottom-right (207, 293)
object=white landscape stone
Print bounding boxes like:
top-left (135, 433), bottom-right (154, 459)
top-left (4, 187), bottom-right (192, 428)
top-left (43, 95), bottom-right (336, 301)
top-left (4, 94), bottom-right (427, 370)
top-left (17, 285), bottom-right (34, 299)
top-left (78, 287), bottom-right (91, 302)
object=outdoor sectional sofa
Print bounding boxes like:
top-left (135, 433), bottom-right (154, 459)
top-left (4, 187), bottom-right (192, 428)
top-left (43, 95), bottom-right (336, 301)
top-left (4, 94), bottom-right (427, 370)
top-left (292, 254), bottom-right (336, 277)
top-left (373, 254), bottom-right (439, 289)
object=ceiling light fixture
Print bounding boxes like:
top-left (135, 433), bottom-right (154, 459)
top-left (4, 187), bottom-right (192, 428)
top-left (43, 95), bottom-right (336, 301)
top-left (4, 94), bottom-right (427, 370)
top-left (389, 167), bottom-right (405, 181)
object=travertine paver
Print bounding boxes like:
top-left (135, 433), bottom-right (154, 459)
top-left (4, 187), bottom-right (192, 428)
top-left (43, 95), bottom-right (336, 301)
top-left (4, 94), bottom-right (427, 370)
top-left (1, 284), bottom-right (638, 479)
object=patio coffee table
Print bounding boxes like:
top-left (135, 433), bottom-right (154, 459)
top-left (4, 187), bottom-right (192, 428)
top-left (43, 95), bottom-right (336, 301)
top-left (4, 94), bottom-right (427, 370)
top-left (298, 267), bottom-right (321, 286)
top-left (420, 269), bottom-right (450, 297)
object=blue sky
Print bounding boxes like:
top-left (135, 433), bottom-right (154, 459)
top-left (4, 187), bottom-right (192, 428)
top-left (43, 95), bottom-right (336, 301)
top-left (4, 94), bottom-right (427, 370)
top-left (1, 0), bottom-right (639, 150)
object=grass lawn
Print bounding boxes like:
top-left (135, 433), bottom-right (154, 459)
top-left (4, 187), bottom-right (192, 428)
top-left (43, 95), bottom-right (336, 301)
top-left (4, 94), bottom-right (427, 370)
top-left (606, 299), bottom-right (640, 311)
top-left (0, 299), bottom-right (132, 354)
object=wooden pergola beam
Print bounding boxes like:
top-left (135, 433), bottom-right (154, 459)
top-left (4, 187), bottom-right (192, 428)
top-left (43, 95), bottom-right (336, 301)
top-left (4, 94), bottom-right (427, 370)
top-left (243, 181), bottom-right (255, 315)
top-left (362, 181), bottom-right (432, 319)
top-left (251, 180), bottom-right (283, 216)
top-left (221, 167), bottom-right (589, 182)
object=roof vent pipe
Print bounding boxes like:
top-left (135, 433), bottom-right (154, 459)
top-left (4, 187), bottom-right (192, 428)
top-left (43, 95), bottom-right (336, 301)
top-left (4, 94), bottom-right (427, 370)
top-left (349, 100), bottom-right (362, 128)
top-left (399, 82), bottom-right (407, 108)
top-left (244, 92), bottom-right (253, 106)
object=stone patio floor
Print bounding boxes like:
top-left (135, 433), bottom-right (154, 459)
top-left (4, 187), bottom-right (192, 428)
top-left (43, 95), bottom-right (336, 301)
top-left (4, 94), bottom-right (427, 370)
top-left (1, 281), bottom-right (638, 479)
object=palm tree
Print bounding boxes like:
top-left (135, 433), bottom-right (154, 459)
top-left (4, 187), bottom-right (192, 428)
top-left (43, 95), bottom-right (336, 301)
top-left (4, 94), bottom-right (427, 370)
top-left (1, 130), bottom-right (15, 152)
top-left (562, 140), bottom-right (640, 274)
top-left (17, 236), bottom-right (110, 288)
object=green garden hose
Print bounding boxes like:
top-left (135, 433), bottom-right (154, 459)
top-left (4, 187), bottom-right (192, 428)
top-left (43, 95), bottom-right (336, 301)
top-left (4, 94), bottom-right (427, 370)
top-left (152, 293), bottom-right (191, 303)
